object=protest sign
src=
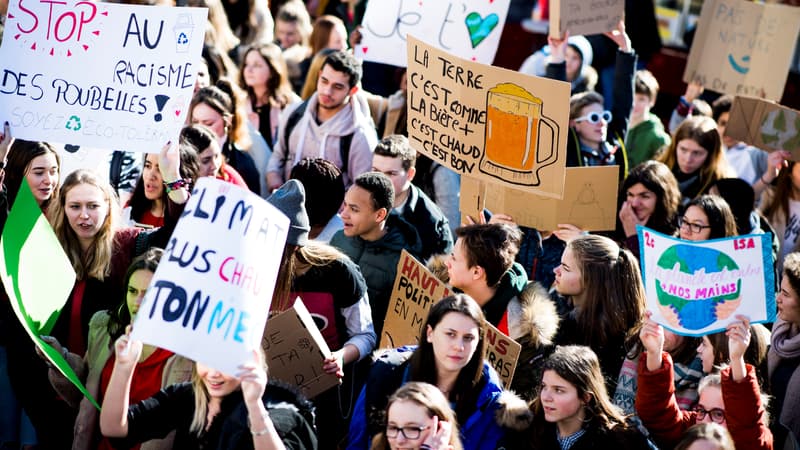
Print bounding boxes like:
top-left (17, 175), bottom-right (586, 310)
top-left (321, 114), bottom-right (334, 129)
top-left (638, 226), bottom-right (776, 337)
top-left (683, 0), bottom-right (800, 101)
top-left (0, 183), bottom-right (96, 408)
top-left (725, 96), bottom-right (800, 158)
top-left (356, 0), bottom-right (510, 67)
top-left (0, 1), bottom-right (207, 152)
top-left (460, 166), bottom-right (619, 231)
top-left (484, 322), bottom-right (520, 389)
top-left (262, 298), bottom-right (340, 399)
top-left (407, 36), bottom-right (571, 198)
top-left (132, 177), bottom-right (289, 376)
top-left (549, 0), bottom-right (624, 38)
top-left (380, 250), bottom-right (451, 349)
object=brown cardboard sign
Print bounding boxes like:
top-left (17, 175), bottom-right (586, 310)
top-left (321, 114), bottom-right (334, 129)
top-left (262, 298), bottom-right (340, 398)
top-left (407, 35), bottom-right (570, 199)
top-left (380, 250), bottom-right (452, 349)
top-left (549, 0), bottom-right (624, 38)
top-left (726, 96), bottom-right (800, 159)
top-left (460, 166), bottom-right (620, 231)
top-left (484, 322), bottom-right (521, 389)
top-left (683, 0), bottom-right (800, 101)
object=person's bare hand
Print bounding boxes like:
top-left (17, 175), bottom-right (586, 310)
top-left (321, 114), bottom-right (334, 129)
top-left (552, 223), bottom-right (584, 243)
top-left (603, 20), bottom-right (631, 53)
top-left (685, 80), bottom-right (704, 103)
top-left (547, 31), bottom-right (569, 63)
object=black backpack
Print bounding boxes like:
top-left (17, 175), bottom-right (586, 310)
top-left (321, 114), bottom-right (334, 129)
top-left (282, 100), bottom-right (355, 174)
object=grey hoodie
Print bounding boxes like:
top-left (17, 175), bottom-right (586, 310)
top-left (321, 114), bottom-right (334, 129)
top-left (267, 92), bottom-right (378, 187)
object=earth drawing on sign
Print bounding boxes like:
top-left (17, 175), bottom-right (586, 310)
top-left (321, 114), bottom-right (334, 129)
top-left (654, 245), bottom-right (741, 330)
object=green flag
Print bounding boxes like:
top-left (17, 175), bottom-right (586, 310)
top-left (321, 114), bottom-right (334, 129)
top-left (0, 181), bottom-right (99, 409)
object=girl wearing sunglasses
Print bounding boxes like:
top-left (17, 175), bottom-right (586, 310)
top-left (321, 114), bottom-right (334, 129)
top-left (636, 313), bottom-right (773, 450)
top-left (559, 21), bottom-right (635, 179)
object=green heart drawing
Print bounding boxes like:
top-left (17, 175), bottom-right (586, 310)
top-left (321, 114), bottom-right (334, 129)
top-left (465, 12), bottom-right (499, 48)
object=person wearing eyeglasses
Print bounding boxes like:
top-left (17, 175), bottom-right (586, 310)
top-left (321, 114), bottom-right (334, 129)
top-left (553, 21), bottom-right (635, 180)
top-left (370, 382), bottom-right (463, 450)
top-left (636, 313), bottom-right (773, 450)
top-left (678, 195), bottom-right (737, 242)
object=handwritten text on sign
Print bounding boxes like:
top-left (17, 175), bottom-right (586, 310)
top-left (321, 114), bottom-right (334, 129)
top-left (638, 226), bottom-right (775, 337)
top-left (132, 178), bottom-right (289, 376)
top-left (381, 250), bottom-right (451, 349)
top-left (550, 0), bottom-right (624, 38)
top-left (262, 298), bottom-right (339, 399)
top-left (484, 323), bottom-right (520, 388)
top-left (357, 0), bottom-right (510, 67)
top-left (0, 1), bottom-right (207, 151)
top-left (683, 0), bottom-right (800, 101)
top-left (407, 36), bottom-right (570, 198)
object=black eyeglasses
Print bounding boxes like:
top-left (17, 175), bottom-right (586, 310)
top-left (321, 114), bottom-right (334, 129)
top-left (386, 425), bottom-right (430, 439)
top-left (693, 406), bottom-right (726, 423)
top-left (573, 110), bottom-right (612, 124)
top-left (678, 217), bottom-right (712, 234)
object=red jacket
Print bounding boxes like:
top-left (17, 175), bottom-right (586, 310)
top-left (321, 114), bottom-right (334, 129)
top-left (635, 352), bottom-right (772, 450)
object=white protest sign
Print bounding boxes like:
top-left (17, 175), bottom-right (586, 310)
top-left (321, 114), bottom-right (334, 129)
top-left (132, 177), bottom-right (289, 375)
top-left (0, 1), bottom-right (207, 152)
top-left (638, 226), bottom-right (776, 337)
top-left (356, 0), bottom-right (510, 67)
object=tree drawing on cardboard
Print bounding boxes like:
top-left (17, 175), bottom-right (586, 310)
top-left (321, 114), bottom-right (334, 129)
top-left (761, 109), bottom-right (800, 150)
top-left (655, 245), bottom-right (742, 330)
top-left (480, 83), bottom-right (560, 187)
top-left (568, 182), bottom-right (606, 224)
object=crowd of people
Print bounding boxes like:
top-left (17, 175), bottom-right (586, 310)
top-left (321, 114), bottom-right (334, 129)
top-left (1, 0), bottom-right (800, 449)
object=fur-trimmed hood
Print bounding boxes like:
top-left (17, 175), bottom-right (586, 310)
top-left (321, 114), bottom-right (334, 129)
top-left (495, 390), bottom-right (534, 432)
top-left (513, 281), bottom-right (559, 347)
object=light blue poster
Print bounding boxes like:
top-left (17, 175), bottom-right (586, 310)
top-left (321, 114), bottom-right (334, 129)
top-left (638, 226), bottom-right (776, 337)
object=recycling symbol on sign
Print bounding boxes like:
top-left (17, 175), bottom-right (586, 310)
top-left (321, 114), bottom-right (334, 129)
top-left (177, 32), bottom-right (188, 44)
top-left (65, 116), bottom-right (82, 131)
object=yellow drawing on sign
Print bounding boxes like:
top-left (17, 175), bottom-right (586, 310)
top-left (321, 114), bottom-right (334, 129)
top-left (480, 83), bottom-right (560, 186)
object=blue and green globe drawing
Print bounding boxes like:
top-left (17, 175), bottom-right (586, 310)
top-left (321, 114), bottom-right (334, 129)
top-left (655, 245), bottom-right (741, 330)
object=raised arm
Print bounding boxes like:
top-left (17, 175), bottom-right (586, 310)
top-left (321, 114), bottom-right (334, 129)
top-left (99, 328), bottom-right (143, 438)
top-left (239, 352), bottom-right (287, 450)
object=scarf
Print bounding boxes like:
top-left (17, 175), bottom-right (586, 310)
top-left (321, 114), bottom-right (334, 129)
top-left (768, 317), bottom-right (800, 438)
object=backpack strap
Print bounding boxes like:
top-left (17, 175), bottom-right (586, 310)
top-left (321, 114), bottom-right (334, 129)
top-left (281, 100), bottom-right (310, 168)
top-left (339, 132), bottom-right (354, 175)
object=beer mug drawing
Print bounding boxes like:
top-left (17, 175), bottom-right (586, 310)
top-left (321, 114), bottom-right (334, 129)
top-left (480, 83), bottom-right (560, 186)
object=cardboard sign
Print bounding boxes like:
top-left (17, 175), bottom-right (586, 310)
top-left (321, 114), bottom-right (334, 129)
top-left (549, 0), bottom-right (624, 38)
top-left (381, 250), bottom-right (452, 349)
top-left (484, 322), bottom-right (520, 389)
top-left (132, 178), bottom-right (289, 376)
top-left (683, 0), bottom-right (800, 101)
top-left (725, 96), bottom-right (800, 158)
top-left (407, 36), bottom-right (571, 198)
top-left (638, 226), bottom-right (776, 337)
top-left (460, 166), bottom-right (620, 231)
top-left (262, 298), bottom-right (340, 399)
top-left (0, 1), bottom-right (207, 152)
top-left (356, 0), bottom-right (510, 67)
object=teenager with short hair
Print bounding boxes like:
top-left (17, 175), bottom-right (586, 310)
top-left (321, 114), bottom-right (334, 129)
top-left (267, 50), bottom-right (378, 190)
top-left (372, 135), bottom-right (452, 260)
top-left (625, 70), bottom-right (671, 167)
top-left (331, 172), bottom-right (421, 337)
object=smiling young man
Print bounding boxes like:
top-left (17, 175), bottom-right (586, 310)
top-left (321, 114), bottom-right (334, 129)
top-left (372, 134), bottom-right (452, 260)
top-left (267, 50), bottom-right (378, 191)
top-left (330, 172), bottom-right (422, 337)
